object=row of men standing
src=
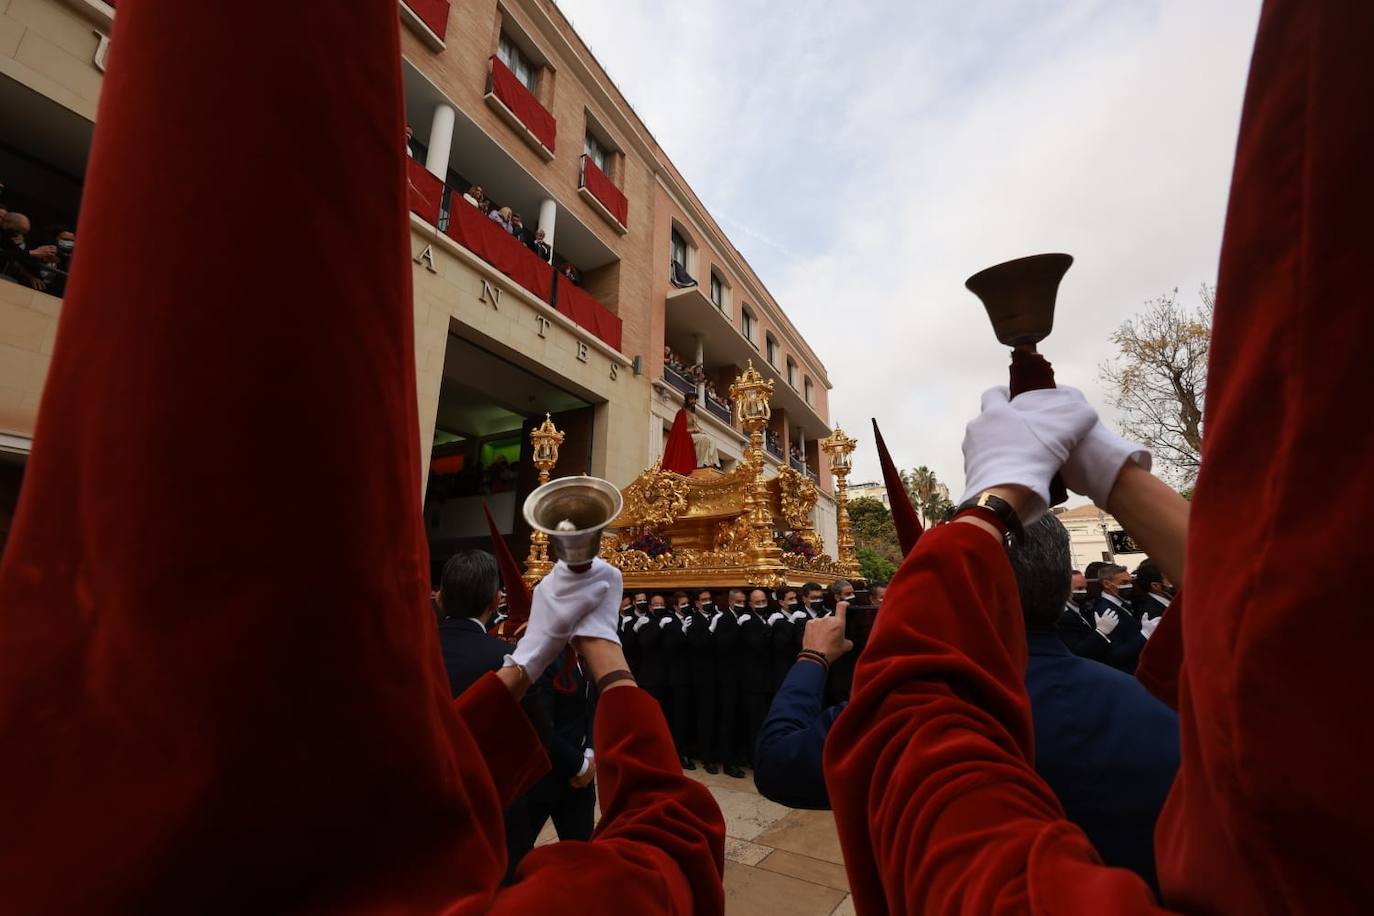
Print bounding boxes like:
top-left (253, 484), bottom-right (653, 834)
top-left (1057, 559), bottom-right (1174, 673)
top-left (618, 581), bottom-right (859, 778)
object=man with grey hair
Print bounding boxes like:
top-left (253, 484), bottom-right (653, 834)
top-left (1009, 514), bottom-right (1180, 893)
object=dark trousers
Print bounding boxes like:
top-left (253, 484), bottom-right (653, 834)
top-left (716, 679), bottom-right (742, 765)
top-left (503, 797), bottom-right (534, 885)
top-left (669, 683), bottom-right (692, 755)
top-left (745, 690), bottom-right (772, 766)
top-left (526, 775), bottom-right (596, 844)
top-left (692, 681), bottom-right (717, 761)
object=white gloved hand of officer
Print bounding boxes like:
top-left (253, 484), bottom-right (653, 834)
top-left (1094, 608), bottom-right (1120, 639)
top-left (959, 386), bottom-right (1098, 521)
top-left (1061, 421), bottom-right (1152, 508)
top-left (1141, 614), bottom-right (1161, 640)
top-left (508, 558), bottom-right (622, 682)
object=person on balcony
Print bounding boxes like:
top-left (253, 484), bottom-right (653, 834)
top-left (531, 229), bottom-right (551, 262)
top-left (510, 212), bottom-right (535, 247)
top-left (405, 125), bottom-right (416, 158)
top-left (463, 184), bottom-right (485, 208)
top-left (489, 205), bottom-right (514, 234)
top-left (560, 262), bottom-right (581, 287)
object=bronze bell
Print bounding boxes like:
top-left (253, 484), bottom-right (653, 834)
top-left (965, 253), bottom-right (1074, 349)
top-left (523, 476), bottom-right (623, 567)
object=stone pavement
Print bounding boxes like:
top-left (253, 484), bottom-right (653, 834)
top-left (536, 766), bottom-right (853, 915)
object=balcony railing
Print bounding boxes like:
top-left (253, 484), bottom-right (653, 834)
top-left (408, 167), bottom-right (623, 352)
top-left (663, 364), bottom-right (696, 397)
top-left (790, 455), bottom-right (819, 482)
top-left (704, 396), bottom-right (732, 425)
top-left (764, 433), bottom-right (783, 460)
top-left (579, 154), bottom-right (628, 232)
top-left (487, 56), bottom-right (557, 158)
top-left (401, 0), bottom-right (450, 44)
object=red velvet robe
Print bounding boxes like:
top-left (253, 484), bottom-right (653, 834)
top-left (825, 0), bottom-right (1374, 912)
top-left (0, 1), bottom-right (723, 911)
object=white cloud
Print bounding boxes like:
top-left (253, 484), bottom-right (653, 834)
top-left (558, 0), bottom-right (1260, 498)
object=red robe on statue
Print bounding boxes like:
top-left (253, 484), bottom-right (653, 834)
top-left (826, 0), bottom-right (1374, 912)
top-left (0, 1), bottom-right (723, 912)
top-left (662, 407), bottom-right (699, 476)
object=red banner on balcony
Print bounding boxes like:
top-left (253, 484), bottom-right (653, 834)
top-left (444, 198), bottom-right (554, 302)
top-left (489, 56), bottom-right (557, 153)
top-left (581, 156), bottom-right (628, 228)
top-left (554, 277), bottom-right (622, 351)
top-left (406, 156), bottom-right (443, 225)
top-left (403, 0), bottom-right (450, 41)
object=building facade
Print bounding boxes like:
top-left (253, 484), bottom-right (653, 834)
top-left (1055, 504), bottom-right (1147, 573)
top-left (0, 0), bottom-right (837, 567)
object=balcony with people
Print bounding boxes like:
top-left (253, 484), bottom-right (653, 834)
top-left (0, 77), bottom-right (90, 302)
top-left (404, 62), bottom-right (623, 352)
top-left (662, 233), bottom-right (830, 467)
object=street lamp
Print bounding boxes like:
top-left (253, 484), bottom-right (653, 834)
top-left (523, 414), bottom-right (565, 585)
top-left (821, 425), bottom-right (860, 579)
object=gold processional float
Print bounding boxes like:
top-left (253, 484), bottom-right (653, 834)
top-left (520, 361), bottom-right (863, 590)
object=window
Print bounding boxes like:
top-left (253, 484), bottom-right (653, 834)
top-left (584, 132), bottom-right (610, 173)
top-left (786, 357), bottom-right (797, 388)
top-left (804, 376), bottom-right (814, 404)
top-left (498, 34), bottom-right (536, 92)
top-left (741, 306), bottom-right (756, 345)
top-left (670, 228), bottom-right (688, 270)
top-left (765, 334), bottom-right (778, 367)
top-left (709, 273), bottom-right (724, 309)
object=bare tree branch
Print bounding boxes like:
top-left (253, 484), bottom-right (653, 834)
top-left (1098, 286), bottom-right (1212, 484)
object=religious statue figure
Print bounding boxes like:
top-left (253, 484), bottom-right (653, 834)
top-left (683, 394), bottom-right (720, 469)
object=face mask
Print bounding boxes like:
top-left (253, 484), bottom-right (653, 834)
top-left (731, 601), bottom-right (744, 610)
top-left (1071, 590), bottom-right (1088, 605)
top-left (677, 604), bottom-right (689, 612)
top-left (784, 600), bottom-right (798, 608)
top-left (1162, 586), bottom-right (1176, 599)
top-left (809, 600), bottom-right (824, 611)
top-left (1117, 585), bottom-right (1135, 602)
top-left (635, 601), bottom-right (648, 610)
top-left (751, 604), bottom-right (766, 611)
top-left (57, 239), bottom-right (74, 253)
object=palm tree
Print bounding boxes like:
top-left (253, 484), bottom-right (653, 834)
top-left (902, 465), bottom-right (939, 528)
top-left (902, 465), bottom-right (955, 527)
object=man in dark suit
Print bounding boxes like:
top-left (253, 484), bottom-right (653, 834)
top-left (740, 589), bottom-right (775, 767)
top-left (434, 550), bottom-right (548, 883)
top-left (524, 653), bottom-right (598, 847)
top-left (685, 589), bottom-right (718, 772)
top-left (634, 594), bottom-right (670, 732)
top-left (1091, 563), bottom-right (1146, 672)
top-left (665, 592), bottom-right (693, 770)
top-left (1133, 559), bottom-right (1173, 622)
top-left (710, 590), bottom-right (747, 779)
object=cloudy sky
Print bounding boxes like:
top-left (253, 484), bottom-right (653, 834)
top-left (559, 0), bottom-right (1262, 498)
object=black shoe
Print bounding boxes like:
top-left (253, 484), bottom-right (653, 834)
top-left (724, 764), bottom-right (746, 779)
top-left (680, 755), bottom-right (697, 771)
top-left (703, 762), bottom-right (719, 775)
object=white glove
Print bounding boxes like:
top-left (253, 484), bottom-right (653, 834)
top-left (738, 614), bottom-right (753, 624)
top-left (683, 615), bottom-right (694, 629)
top-left (708, 611), bottom-right (722, 633)
top-left (1094, 608), bottom-right (1120, 639)
top-left (633, 615), bottom-right (651, 632)
top-left (510, 559), bottom-right (620, 681)
top-left (790, 611), bottom-right (808, 623)
top-left (1061, 421), bottom-right (1152, 508)
top-left (767, 612), bottom-right (785, 626)
top-left (959, 386), bottom-right (1098, 520)
top-left (1141, 614), bottom-right (1161, 639)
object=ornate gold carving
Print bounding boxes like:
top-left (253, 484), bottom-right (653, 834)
top-left (620, 468), bottom-right (690, 527)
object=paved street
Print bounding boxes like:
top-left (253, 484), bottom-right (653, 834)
top-left (537, 766), bottom-right (853, 915)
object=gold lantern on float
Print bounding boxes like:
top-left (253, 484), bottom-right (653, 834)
top-left (523, 414), bottom-right (565, 585)
top-left (820, 425), bottom-right (861, 580)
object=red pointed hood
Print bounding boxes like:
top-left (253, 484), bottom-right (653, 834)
top-left (872, 418), bottom-right (923, 557)
top-left (483, 500), bottom-right (531, 624)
